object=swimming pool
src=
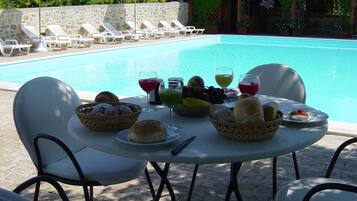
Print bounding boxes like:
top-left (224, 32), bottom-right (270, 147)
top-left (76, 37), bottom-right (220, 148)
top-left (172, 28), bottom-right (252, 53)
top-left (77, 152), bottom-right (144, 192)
top-left (0, 35), bottom-right (357, 123)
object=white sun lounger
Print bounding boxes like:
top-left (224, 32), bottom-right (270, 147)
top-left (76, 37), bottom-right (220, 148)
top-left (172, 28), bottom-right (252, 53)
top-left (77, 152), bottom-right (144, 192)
top-left (142, 20), bottom-right (178, 38)
top-left (101, 23), bottom-right (140, 42)
top-left (0, 38), bottom-right (31, 56)
top-left (161, 20), bottom-right (193, 36)
top-left (159, 20), bottom-right (188, 36)
top-left (171, 20), bottom-right (205, 35)
top-left (81, 23), bottom-right (112, 44)
top-left (21, 25), bottom-right (68, 51)
top-left (46, 25), bottom-right (93, 48)
top-left (125, 21), bottom-right (151, 39)
top-left (141, 20), bottom-right (168, 39)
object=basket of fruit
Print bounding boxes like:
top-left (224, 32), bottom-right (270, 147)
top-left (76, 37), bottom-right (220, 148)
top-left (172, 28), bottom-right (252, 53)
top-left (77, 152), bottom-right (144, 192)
top-left (209, 94), bottom-right (283, 142)
top-left (76, 91), bottom-right (141, 132)
top-left (173, 76), bottom-right (227, 117)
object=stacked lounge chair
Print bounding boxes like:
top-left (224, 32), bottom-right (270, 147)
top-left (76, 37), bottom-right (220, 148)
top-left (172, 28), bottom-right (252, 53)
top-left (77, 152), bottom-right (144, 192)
top-left (46, 25), bottom-right (94, 48)
top-left (0, 38), bottom-right (31, 56)
top-left (171, 20), bottom-right (205, 35)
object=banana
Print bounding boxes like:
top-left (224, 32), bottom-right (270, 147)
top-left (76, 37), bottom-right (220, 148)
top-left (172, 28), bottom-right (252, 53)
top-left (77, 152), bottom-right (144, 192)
top-left (182, 97), bottom-right (212, 107)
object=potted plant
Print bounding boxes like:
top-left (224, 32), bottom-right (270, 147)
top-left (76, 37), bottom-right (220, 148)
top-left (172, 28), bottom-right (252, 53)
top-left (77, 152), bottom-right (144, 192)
top-left (236, 20), bottom-right (249, 34)
top-left (292, 21), bottom-right (305, 36)
top-left (275, 20), bottom-right (291, 36)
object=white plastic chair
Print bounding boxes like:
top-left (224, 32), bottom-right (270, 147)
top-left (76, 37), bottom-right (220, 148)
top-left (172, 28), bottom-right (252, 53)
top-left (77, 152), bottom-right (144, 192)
top-left (248, 63), bottom-right (306, 103)
top-left (0, 38), bottom-right (31, 56)
top-left (275, 138), bottom-right (357, 201)
top-left (171, 20), bottom-right (205, 35)
top-left (247, 63), bottom-right (306, 197)
top-left (13, 77), bottom-right (150, 201)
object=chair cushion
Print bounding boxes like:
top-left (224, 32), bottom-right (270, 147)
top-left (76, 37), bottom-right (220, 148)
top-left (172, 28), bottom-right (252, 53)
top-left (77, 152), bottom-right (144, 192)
top-left (44, 147), bottom-right (147, 185)
top-left (0, 188), bottom-right (30, 201)
top-left (275, 178), bottom-right (357, 201)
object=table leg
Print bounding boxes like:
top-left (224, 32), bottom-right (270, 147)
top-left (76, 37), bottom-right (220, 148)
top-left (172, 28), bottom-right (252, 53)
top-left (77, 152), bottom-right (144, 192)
top-left (187, 164), bottom-right (199, 201)
top-left (225, 162), bottom-right (243, 201)
top-left (149, 161), bottom-right (176, 201)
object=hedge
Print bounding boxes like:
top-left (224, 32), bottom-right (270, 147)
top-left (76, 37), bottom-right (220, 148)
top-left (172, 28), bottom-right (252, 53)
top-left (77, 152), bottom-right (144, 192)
top-left (0, 0), bottom-right (168, 8)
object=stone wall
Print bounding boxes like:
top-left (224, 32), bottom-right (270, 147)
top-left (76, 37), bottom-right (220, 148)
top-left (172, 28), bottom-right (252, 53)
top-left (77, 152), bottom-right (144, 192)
top-left (0, 2), bottom-right (188, 40)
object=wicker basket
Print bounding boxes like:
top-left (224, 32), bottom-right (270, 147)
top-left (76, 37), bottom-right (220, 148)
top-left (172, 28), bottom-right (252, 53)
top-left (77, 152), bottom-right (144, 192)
top-left (209, 111), bottom-right (283, 142)
top-left (75, 102), bottom-right (141, 132)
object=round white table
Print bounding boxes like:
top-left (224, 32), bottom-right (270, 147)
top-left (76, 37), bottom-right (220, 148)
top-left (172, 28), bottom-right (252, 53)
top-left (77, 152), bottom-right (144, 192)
top-left (68, 95), bottom-right (328, 201)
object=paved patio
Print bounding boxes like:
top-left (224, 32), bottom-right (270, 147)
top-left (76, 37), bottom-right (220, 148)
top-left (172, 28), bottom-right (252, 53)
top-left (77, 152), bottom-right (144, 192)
top-left (0, 35), bottom-right (206, 64)
top-left (0, 89), bottom-right (356, 201)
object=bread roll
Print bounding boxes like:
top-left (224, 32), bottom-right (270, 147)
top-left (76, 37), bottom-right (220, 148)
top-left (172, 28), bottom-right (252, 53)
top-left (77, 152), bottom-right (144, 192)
top-left (95, 91), bottom-right (120, 103)
top-left (233, 96), bottom-right (264, 124)
top-left (263, 102), bottom-right (278, 121)
top-left (210, 104), bottom-right (235, 122)
top-left (129, 120), bottom-right (166, 143)
top-left (239, 93), bottom-right (251, 100)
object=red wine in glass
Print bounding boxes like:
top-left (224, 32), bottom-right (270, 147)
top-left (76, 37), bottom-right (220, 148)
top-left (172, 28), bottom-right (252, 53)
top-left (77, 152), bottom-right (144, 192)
top-left (238, 74), bottom-right (260, 96)
top-left (139, 79), bottom-right (158, 93)
top-left (138, 71), bottom-right (157, 112)
top-left (238, 82), bottom-right (259, 96)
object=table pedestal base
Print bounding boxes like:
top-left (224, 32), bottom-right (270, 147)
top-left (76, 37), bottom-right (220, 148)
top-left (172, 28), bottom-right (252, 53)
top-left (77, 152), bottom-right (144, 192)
top-left (148, 162), bottom-right (200, 201)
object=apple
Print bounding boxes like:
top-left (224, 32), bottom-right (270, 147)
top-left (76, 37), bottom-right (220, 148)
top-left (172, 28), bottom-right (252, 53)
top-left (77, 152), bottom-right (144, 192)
top-left (187, 76), bottom-right (205, 93)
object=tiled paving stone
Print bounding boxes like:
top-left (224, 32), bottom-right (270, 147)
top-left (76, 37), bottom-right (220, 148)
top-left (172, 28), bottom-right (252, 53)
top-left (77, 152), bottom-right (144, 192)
top-left (0, 90), bottom-right (356, 201)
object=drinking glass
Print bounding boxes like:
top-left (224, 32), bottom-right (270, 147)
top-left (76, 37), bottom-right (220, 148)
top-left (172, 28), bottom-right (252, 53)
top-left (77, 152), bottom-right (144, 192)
top-left (138, 71), bottom-right (158, 112)
top-left (238, 74), bottom-right (260, 96)
top-left (215, 67), bottom-right (233, 90)
top-left (159, 80), bottom-right (182, 132)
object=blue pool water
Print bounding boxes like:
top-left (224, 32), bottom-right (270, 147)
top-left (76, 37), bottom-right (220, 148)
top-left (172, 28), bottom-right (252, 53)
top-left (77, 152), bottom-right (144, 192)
top-left (1, 35), bottom-right (357, 123)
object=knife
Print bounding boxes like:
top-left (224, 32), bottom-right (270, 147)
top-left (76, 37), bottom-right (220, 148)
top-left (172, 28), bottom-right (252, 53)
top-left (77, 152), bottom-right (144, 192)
top-left (171, 136), bottom-right (196, 155)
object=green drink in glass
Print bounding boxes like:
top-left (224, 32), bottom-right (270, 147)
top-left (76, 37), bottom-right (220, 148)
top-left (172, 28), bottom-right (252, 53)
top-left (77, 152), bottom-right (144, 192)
top-left (159, 80), bottom-right (182, 132)
top-left (159, 89), bottom-right (182, 107)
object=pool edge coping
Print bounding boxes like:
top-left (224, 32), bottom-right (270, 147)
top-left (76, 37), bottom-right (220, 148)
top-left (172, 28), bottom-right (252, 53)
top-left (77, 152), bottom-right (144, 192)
top-left (1, 80), bottom-right (356, 137)
top-left (0, 34), bottom-right (219, 66)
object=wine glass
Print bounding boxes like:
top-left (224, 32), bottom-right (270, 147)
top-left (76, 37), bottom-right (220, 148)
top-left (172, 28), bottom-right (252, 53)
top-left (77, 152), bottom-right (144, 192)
top-left (138, 71), bottom-right (158, 112)
top-left (159, 80), bottom-right (182, 132)
top-left (215, 67), bottom-right (233, 91)
top-left (238, 74), bottom-right (260, 96)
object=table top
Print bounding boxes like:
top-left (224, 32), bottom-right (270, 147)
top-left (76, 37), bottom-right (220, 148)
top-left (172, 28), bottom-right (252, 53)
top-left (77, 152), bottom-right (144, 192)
top-left (68, 95), bottom-right (328, 164)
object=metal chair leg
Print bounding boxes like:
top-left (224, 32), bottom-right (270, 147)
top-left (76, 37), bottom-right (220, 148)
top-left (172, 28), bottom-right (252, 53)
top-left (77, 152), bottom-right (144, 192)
top-left (273, 157), bottom-right (277, 198)
top-left (89, 186), bottom-right (93, 201)
top-left (144, 167), bottom-right (156, 199)
top-left (187, 164), bottom-right (199, 201)
top-left (292, 152), bottom-right (300, 179)
top-left (83, 185), bottom-right (90, 201)
top-left (33, 181), bottom-right (41, 201)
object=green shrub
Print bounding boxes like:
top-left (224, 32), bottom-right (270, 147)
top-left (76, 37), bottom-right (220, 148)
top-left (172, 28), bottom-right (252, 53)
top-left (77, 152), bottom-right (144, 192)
top-left (0, 0), bottom-right (168, 8)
